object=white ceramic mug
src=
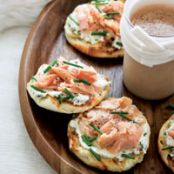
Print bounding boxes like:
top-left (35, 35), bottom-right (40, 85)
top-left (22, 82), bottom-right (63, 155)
top-left (120, 0), bottom-right (174, 100)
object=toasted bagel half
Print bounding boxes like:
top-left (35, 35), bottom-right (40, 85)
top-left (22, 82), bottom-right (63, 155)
top-left (64, 0), bottom-right (124, 58)
top-left (27, 57), bottom-right (110, 114)
top-left (158, 114), bottom-right (174, 172)
top-left (68, 97), bottom-right (150, 171)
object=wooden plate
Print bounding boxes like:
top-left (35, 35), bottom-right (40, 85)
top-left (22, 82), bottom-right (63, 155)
top-left (19, 0), bottom-right (174, 173)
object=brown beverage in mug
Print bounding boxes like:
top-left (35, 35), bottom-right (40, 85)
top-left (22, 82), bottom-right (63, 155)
top-left (123, 4), bottom-right (174, 99)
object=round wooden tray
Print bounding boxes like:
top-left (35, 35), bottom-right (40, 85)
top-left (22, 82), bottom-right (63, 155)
top-left (19, 0), bottom-right (174, 173)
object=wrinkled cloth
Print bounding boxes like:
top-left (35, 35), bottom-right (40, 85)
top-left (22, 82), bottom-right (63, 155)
top-left (0, 24), bottom-right (56, 174)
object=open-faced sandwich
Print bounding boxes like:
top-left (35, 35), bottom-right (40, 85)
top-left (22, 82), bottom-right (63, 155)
top-left (64, 0), bottom-right (124, 58)
top-left (27, 57), bottom-right (110, 114)
top-left (68, 97), bottom-right (150, 172)
top-left (158, 114), bottom-right (174, 172)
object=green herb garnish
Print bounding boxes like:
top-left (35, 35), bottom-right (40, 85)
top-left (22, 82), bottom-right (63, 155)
top-left (139, 142), bottom-right (144, 151)
top-left (50, 60), bottom-right (58, 66)
top-left (111, 111), bottom-right (132, 121)
top-left (43, 66), bottom-right (52, 73)
top-left (31, 85), bottom-right (46, 93)
top-left (69, 15), bottom-right (79, 26)
top-left (63, 88), bottom-right (75, 99)
top-left (120, 114), bottom-right (132, 121)
top-left (95, 2), bottom-right (109, 5)
top-left (95, 4), bottom-right (102, 13)
top-left (89, 148), bottom-right (101, 161)
top-left (91, 0), bottom-right (109, 5)
top-left (73, 78), bottom-right (91, 86)
top-left (57, 94), bottom-right (70, 103)
top-left (111, 111), bottom-right (128, 115)
top-left (44, 60), bottom-right (58, 73)
top-left (91, 31), bottom-right (107, 36)
top-left (106, 11), bottom-right (120, 15)
top-left (162, 146), bottom-right (174, 151)
top-left (121, 154), bottom-right (135, 159)
top-left (144, 132), bottom-right (147, 136)
top-left (90, 124), bottom-right (103, 135)
top-left (31, 76), bottom-right (37, 82)
top-left (115, 40), bottom-right (123, 49)
top-left (104, 15), bottom-right (113, 19)
top-left (104, 11), bottom-right (120, 19)
top-left (81, 135), bottom-right (98, 146)
top-left (57, 88), bottom-right (75, 103)
top-left (63, 61), bottom-right (83, 69)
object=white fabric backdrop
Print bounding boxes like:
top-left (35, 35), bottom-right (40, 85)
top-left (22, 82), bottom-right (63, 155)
top-left (0, 27), bottom-right (56, 174)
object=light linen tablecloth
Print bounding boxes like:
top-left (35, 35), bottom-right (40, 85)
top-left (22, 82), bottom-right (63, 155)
top-left (0, 27), bottom-right (57, 174)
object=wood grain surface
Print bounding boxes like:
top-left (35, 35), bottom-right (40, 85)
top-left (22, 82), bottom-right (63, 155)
top-left (19, 0), bottom-right (174, 173)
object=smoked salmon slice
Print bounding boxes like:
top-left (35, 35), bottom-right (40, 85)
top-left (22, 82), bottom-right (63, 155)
top-left (78, 97), bottom-right (144, 153)
top-left (69, 83), bottom-right (96, 95)
top-left (52, 67), bottom-right (73, 83)
top-left (98, 121), bottom-right (143, 153)
top-left (74, 0), bottom-right (123, 34)
top-left (71, 66), bottom-right (97, 83)
top-left (34, 74), bottom-right (57, 89)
